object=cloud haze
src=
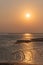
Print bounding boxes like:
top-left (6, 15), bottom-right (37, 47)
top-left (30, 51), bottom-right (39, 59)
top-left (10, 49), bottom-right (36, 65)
top-left (0, 0), bottom-right (43, 33)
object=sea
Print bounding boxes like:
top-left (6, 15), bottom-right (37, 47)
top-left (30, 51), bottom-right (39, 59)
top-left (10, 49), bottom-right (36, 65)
top-left (0, 33), bottom-right (43, 65)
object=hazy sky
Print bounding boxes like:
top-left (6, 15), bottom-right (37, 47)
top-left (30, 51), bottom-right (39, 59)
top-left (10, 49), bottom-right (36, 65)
top-left (0, 0), bottom-right (43, 33)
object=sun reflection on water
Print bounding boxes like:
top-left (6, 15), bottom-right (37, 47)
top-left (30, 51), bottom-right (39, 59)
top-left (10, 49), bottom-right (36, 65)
top-left (20, 42), bottom-right (33, 64)
top-left (23, 33), bottom-right (33, 40)
top-left (24, 50), bottom-right (33, 62)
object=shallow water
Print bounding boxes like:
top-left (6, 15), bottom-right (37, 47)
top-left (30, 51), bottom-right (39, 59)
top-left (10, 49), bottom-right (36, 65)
top-left (0, 33), bottom-right (43, 64)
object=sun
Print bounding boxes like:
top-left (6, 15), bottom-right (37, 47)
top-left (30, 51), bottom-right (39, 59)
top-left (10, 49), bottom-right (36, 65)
top-left (25, 13), bottom-right (31, 18)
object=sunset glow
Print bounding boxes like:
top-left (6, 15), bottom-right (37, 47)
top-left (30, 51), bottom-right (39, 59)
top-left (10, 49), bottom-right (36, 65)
top-left (0, 0), bottom-right (43, 33)
top-left (25, 13), bottom-right (31, 18)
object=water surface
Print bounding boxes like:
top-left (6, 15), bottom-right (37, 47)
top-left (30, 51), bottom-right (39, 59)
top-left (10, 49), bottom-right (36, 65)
top-left (0, 33), bottom-right (43, 64)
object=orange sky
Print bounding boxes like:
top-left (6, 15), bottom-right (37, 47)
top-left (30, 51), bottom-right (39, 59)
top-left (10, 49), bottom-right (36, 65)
top-left (0, 0), bottom-right (43, 33)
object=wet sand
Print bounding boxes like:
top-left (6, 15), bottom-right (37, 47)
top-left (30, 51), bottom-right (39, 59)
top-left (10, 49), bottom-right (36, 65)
top-left (0, 63), bottom-right (42, 65)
